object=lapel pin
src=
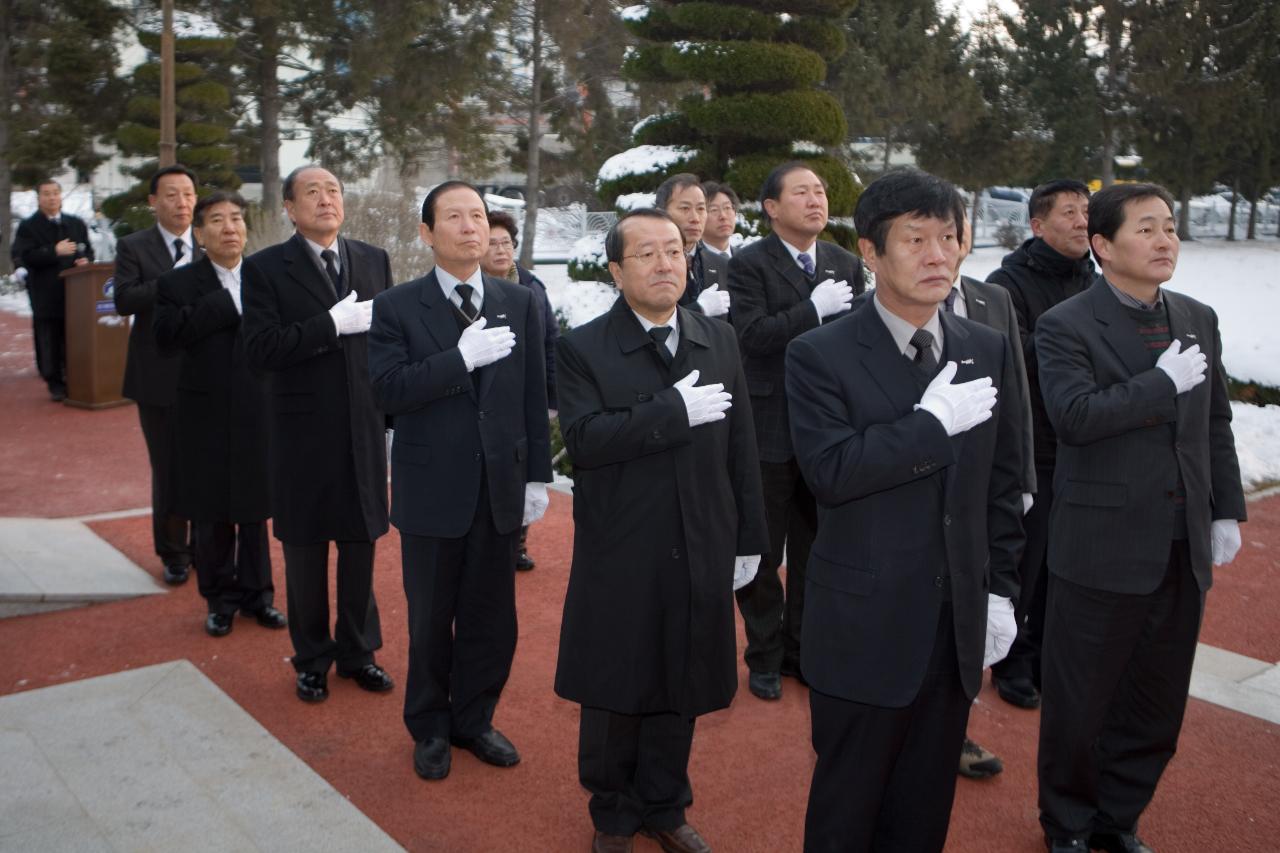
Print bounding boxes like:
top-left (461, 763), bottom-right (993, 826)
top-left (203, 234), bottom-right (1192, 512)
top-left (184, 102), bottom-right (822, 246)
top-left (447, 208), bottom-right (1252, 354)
top-left (975, 297), bottom-right (986, 305)
top-left (1185, 333), bottom-right (1197, 339)
top-left (497, 313), bottom-right (507, 319)
top-left (824, 269), bottom-right (835, 275)
top-left (961, 358), bottom-right (975, 365)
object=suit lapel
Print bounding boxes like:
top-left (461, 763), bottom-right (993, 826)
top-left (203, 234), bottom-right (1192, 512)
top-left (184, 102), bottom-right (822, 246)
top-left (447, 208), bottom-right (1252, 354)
top-left (766, 233), bottom-right (810, 301)
top-left (1090, 278), bottom-right (1152, 379)
top-left (283, 232), bottom-right (338, 308)
top-left (417, 270), bottom-right (464, 355)
top-left (475, 274), bottom-right (509, 402)
top-left (608, 297), bottom-right (672, 387)
top-left (190, 256), bottom-right (222, 296)
top-left (960, 277), bottom-right (990, 325)
top-left (1164, 290), bottom-right (1197, 434)
top-left (855, 301), bottom-right (924, 416)
top-left (813, 240), bottom-right (841, 282)
top-left (670, 305), bottom-right (710, 375)
top-left (146, 226), bottom-right (174, 271)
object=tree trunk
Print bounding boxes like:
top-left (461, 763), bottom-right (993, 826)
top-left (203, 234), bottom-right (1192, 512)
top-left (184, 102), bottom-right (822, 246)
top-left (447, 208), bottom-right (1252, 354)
top-left (882, 128), bottom-right (892, 175)
top-left (519, 0), bottom-right (544, 270)
top-left (258, 17), bottom-right (282, 209)
top-left (0, 0), bottom-right (13, 274)
top-left (1177, 184), bottom-right (1192, 241)
top-left (1247, 196), bottom-right (1258, 240)
top-left (1100, 126), bottom-right (1116, 187)
top-left (970, 188), bottom-right (982, 248)
top-left (1226, 177), bottom-right (1238, 241)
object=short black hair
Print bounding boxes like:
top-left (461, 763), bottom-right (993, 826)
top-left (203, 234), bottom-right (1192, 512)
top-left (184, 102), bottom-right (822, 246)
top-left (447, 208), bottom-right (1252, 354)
top-left (36, 178), bottom-right (61, 191)
top-left (149, 165), bottom-right (198, 196)
top-left (1028, 179), bottom-right (1090, 221)
top-left (853, 168), bottom-right (965, 255)
top-left (654, 173), bottom-right (704, 211)
top-left (702, 181), bottom-right (740, 208)
top-left (759, 161), bottom-right (826, 224)
top-left (605, 208), bottom-right (679, 264)
top-left (283, 164), bottom-right (343, 202)
top-left (487, 209), bottom-right (519, 245)
top-left (422, 180), bottom-right (487, 228)
top-left (1087, 182), bottom-right (1176, 264)
top-left (192, 190), bottom-right (247, 227)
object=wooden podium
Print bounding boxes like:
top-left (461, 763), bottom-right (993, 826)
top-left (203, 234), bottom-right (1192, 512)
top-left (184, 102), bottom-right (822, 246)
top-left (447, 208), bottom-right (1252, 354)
top-left (61, 262), bottom-right (131, 410)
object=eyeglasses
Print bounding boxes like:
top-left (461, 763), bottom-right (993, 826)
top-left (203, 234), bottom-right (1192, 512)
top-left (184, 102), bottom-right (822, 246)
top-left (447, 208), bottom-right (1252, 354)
top-left (623, 248), bottom-right (685, 265)
top-left (488, 238), bottom-right (515, 250)
top-left (707, 205), bottom-right (736, 216)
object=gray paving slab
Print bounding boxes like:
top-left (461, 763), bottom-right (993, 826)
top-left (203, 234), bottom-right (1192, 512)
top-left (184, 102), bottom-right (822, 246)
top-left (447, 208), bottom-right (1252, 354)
top-left (0, 518), bottom-right (162, 609)
top-left (0, 660), bottom-right (404, 853)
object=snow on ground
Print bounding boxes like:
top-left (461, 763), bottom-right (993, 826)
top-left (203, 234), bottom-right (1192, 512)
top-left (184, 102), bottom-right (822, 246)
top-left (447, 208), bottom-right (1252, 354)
top-left (1230, 403), bottom-right (1280, 489)
top-left (962, 239), bottom-right (1280, 387)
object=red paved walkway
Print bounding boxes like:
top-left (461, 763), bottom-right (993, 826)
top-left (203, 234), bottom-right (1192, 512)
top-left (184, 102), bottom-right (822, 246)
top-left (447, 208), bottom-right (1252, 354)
top-left (1, 308), bottom-right (1277, 852)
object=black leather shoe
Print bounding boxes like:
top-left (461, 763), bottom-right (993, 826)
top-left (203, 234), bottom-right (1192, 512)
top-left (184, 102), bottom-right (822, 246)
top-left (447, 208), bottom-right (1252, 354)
top-left (162, 563), bottom-right (190, 585)
top-left (245, 605), bottom-right (287, 629)
top-left (748, 670), bottom-right (782, 700)
top-left (295, 671), bottom-right (328, 703)
top-left (780, 659), bottom-right (807, 686)
top-left (1088, 832), bottom-right (1155, 853)
top-left (592, 830), bottom-right (634, 853)
top-left (1045, 838), bottom-right (1088, 852)
top-left (337, 663), bottom-right (394, 693)
top-left (640, 823), bottom-right (711, 853)
top-left (516, 549), bottom-right (535, 571)
top-left (958, 737), bottom-right (1003, 778)
top-left (413, 736), bottom-right (451, 780)
top-left (49, 385), bottom-right (67, 402)
top-left (450, 728), bottom-right (520, 767)
top-left (995, 674), bottom-right (1041, 708)
top-left (204, 612), bottom-right (233, 637)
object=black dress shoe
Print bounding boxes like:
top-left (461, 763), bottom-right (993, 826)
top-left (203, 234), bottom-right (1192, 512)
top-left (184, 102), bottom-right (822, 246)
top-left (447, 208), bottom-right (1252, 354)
top-left (337, 663), bottom-right (394, 692)
top-left (592, 830), bottom-right (634, 853)
top-left (994, 674), bottom-right (1041, 709)
top-left (450, 728), bottom-right (520, 767)
top-left (748, 670), bottom-right (782, 700)
top-left (296, 671), bottom-right (329, 702)
top-left (516, 549), bottom-right (536, 571)
top-left (49, 385), bottom-right (67, 402)
top-left (1045, 838), bottom-right (1088, 852)
top-left (413, 736), bottom-right (451, 780)
top-left (162, 563), bottom-right (190, 585)
top-left (1088, 832), bottom-right (1155, 853)
top-left (204, 612), bottom-right (233, 637)
top-left (780, 659), bottom-right (807, 686)
top-left (640, 823), bottom-right (711, 853)
top-left (244, 605), bottom-right (287, 629)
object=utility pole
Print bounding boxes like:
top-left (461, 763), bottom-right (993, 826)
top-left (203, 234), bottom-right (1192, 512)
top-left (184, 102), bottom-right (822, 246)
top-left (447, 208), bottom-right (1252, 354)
top-left (159, 0), bottom-right (176, 167)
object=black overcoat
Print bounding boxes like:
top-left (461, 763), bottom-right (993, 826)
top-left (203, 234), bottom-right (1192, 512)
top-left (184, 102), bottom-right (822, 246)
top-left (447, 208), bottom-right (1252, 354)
top-left (241, 233), bottom-right (391, 544)
top-left (153, 257), bottom-right (270, 522)
top-left (554, 297), bottom-right (768, 717)
top-left (12, 213), bottom-right (93, 319)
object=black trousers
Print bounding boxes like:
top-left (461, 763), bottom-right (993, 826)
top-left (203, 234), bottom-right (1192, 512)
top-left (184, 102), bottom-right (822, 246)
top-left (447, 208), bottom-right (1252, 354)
top-left (282, 539), bottom-right (381, 674)
top-left (136, 402), bottom-right (193, 569)
top-left (805, 606), bottom-right (971, 853)
top-left (193, 520), bottom-right (272, 616)
top-left (400, 490), bottom-right (518, 742)
top-left (1038, 540), bottom-right (1202, 841)
top-left (735, 457), bottom-right (816, 673)
top-left (32, 316), bottom-right (65, 392)
top-left (992, 462), bottom-right (1055, 686)
top-left (578, 707), bottom-right (695, 836)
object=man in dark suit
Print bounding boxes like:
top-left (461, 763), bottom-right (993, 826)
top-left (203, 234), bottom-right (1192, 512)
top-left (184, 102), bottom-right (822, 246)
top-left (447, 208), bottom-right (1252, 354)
top-left (655, 174), bottom-right (730, 318)
top-left (726, 161), bottom-right (862, 701)
top-left (153, 191), bottom-right (284, 637)
top-left (367, 181), bottom-right (553, 782)
top-left (698, 181), bottom-right (738, 292)
top-left (12, 179), bottom-right (93, 400)
top-left (114, 165), bottom-right (202, 585)
top-left (242, 165), bottom-right (395, 703)
top-left (1034, 184), bottom-right (1245, 853)
top-left (555, 209), bottom-right (768, 853)
top-left (786, 170), bottom-right (1023, 852)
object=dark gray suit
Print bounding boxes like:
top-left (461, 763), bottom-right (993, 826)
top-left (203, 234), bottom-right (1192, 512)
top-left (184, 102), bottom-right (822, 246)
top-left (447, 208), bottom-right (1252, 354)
top-left (1034, 278), bottom-right (1246, 842)
top-left (696, 243), bottom-right (730, 293)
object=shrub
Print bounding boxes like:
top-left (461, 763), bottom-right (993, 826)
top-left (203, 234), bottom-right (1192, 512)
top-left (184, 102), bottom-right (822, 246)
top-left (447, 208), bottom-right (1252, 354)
top-left (621, 44), bottom-right (680, 83)
top-left (663, 40), bottom-right (826, 92)
top-left (668, 2), bottom-right (780, 41)
top-left (633, 112), bottom-right (696, 146)
top-left (995, 221), bottom-right (1023, 250)
top-left (725, 152), bottom-right (860, 216)
top-left (777, 16), bottom-right (847, 61)
top-left (723, 0), bottom-right (858, 15)
top-left (683, 89), bottom-right (846, 147)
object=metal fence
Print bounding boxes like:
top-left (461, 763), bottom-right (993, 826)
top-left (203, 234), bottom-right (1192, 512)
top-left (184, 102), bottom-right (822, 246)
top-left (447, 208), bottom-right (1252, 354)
top-left (532, 207), bottom-right (618, 262)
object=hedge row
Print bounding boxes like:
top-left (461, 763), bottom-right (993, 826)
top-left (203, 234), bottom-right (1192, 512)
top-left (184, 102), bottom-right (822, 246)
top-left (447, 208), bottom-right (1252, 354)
top-left (664, 40), bottom-right (826, 92)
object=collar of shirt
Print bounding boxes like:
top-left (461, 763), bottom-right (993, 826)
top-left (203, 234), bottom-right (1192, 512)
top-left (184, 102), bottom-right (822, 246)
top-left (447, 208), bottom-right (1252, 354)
top-left (631, 307), bottom-right (680, 357)
top-left (47, 216), bottom-right (62, 225)
top-left (436, 265), bottom-right (485, 313)
top-left (700, 240), bottom-right (731, 260)
top-left (211, 259), bottom-right (242, 291)
top-left (158, 224), bottom-right (194, 265)
top-left (779, 237), bottom-right (818, 271)
top-left (948, 279), bottom-right (969, 319)
top-left (1105, 277), bottom-right (1163, 311)
top-left (305, 235), bottom-right (341, 274)
top-left (873, 290), bottom-right (944, 362)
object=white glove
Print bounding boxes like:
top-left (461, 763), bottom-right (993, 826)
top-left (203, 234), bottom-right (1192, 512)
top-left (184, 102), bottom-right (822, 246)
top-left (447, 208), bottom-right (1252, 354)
top-left (522, 481), bottom-right (549, 526)
top-left (983, 594), bottom-right (1017, 668)
top-left (1211, 519), bottom-right (1241, 566)
top-left (457, 316), bottom-right (516, 372)
top-left (673, 369), bottom-right (732, 427)
top-left (1022, 493), bottom-right (1034, 515)
top-left (732, 554), bottom-right (761, 591)
top-left (809, 277), bottom-right (853, 320)
top-left (328, 291), bottom-right (373, 335)
top-left (1156, 339), bottom-right (1207, 394)
top-left (696, 283), bottom-right (731, 317)
top-left (915, 361), bottom-right (998, 437)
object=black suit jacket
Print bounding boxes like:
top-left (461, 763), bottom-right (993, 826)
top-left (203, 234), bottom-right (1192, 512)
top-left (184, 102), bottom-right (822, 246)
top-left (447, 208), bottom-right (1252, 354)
top-left (12, 213), bottom-right (93, 319)
top-left (242, 232), bottom-right (392, 544)
top-left (554, 297), bottom-right (768, 716)
top-left (697, 243), bottom-right (731, 292)
top-left (367, 269), bottom-right (553, 539)
top-left (729, 232), bottom-right (863, 463)
top-left (1035, 279), bottom-right (1246, 594)
top-left (785, 299), bottom-right (1024, 707)
top-left (153, 257), bottom-right (270, 522)
top-left (114, 225), bottom-right (204, 405)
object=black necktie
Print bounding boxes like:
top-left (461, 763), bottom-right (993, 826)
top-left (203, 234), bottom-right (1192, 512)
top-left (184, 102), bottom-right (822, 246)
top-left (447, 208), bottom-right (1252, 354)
top-left (321, 249), bottom-right (345, 298)
top-left (911, 328), bottom-right (938, 375)
top-left (649, 326), bottom-right (674, 366)
top-left (173, 238), bottom-right (185, 265)
top-left (455, 283), bottom-right (479, 322)
top-left (944, 288), bottom-right (957, 313)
